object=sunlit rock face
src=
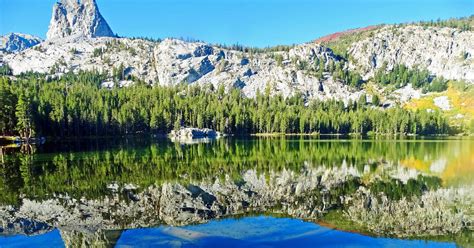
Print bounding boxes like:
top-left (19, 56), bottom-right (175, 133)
top-left (349, 25), bottom-right (474, 83)
top-left (2, 36), bottom-right (365, 103)
top-left (46, 0), bottom-right (115, 40)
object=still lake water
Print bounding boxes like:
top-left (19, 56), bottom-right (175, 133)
top-left (0, 137), bottom-right (472, 247)
top-left (1, 216), bottom-right (457, 247)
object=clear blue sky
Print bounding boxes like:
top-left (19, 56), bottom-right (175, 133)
top-left (0, 0), bottom-right (473, 47)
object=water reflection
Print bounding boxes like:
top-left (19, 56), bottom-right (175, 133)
top-left (0, 137), bottom-right (472, 205)
top-left (116, 216), bottom-right (456, 248)
top-left (0, 216), bottom-right (457, 248)
top-left (0, 137), bottom-right (473, 247)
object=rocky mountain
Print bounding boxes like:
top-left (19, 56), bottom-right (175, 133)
top-left (1, 0), bottom-right (473, 103)
top-left (0, 33), bottom-right (42, 53)
top-left (46, 0), bottom-right (115, 40)
top-left (2, 36), bottom-right (364, 101)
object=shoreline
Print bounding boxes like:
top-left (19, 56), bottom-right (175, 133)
top-left (1, 132), bottom-right (471, 145)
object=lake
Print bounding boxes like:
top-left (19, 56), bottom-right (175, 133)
top-left (0, 137), bottom-right (473, 247)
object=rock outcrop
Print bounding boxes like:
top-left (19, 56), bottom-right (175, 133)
top-left (169, 128), bottom-right (219, 139)
top-left (349, 25), bottom-right (474, 83)
top-left (0, 33), bottom-right (42, 53)
top-left (46, 0), bottom-right (115, 40)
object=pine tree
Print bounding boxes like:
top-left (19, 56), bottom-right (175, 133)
top-left (15, 93), bottom-right (35, 139)
top-left (0, 78), bottom-right (16, 135)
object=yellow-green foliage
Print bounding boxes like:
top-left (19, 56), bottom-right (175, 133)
top-left (405, 81), bottom-right (474, 132)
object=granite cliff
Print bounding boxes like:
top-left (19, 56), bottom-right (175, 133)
top-left (46, 0), bottom-right (115, 40)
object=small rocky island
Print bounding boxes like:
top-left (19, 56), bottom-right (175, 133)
top-left (169, 128), bottom-right (223, 143)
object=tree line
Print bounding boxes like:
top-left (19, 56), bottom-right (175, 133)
top-left (0, 72), bottom-right (451, 138)
top-left (415, 15), bottom-right (473, 32)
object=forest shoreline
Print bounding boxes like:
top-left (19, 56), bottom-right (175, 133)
top-left (1, 132), bottom-right (470, 146)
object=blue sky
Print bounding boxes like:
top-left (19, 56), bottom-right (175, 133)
top-left (0, 0), bottom-right (473, 47)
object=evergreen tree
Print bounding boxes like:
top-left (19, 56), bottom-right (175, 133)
top-left (0, 78), bottom-right (16, 135)
top-left (15, 93), bottom-right (35, 139)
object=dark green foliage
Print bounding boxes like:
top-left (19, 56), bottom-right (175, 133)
top-left (0, 72), bottom-right (451, 137)
top-left (113, 63), bottom-right (126, 81)
top-left (422, 77), bottom-right (448, 93)
top-left (369, 175), bottom-right (441, 200)
top-left (274, 54), bottom-right (284, 67)
top-left (0, 63), bottom-right (12, 76)
top-left (15, 93), bottom-right (35, 138)
top-left (130, 36), bottom-right (162, 43)
top-left (374, 63), bottom-right (427, 88)
top-left (372, 95), bottom-right (380, 106)
top-left (348, 72), bottom-right (363, 89)
top-left (0, 78), bottom-right (16, 135)
top-left (92, 48), bottom-right (104, 57)
top-left (216, 43), bottom-right (294, 53)
top-left (327, 177), bottom-right (362, 208)
top-left (307, 57), bottom-right (364, 89)
top-left (374, 63), bottom-right (448, 93)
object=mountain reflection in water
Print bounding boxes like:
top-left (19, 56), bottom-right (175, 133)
top-left (0, 137), bottom-right (472, 247)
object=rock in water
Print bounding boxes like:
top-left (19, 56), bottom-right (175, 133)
top-left (169, 128), bottom-right (219, 139)
top-left (46, 0), bottom-right (115, 40)
top-left (0, 33), bottom-right (42, 53)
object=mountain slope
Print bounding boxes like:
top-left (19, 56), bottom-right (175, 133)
top-left (349, 25), bottom-right (474, 83)
top-left (3, 36), bottom-right (365, 102)
top-left (2, 0), bottom-right (474, 105)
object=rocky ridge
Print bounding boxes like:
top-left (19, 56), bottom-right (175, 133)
top-left (1, 1), bottom-right (473, 102)
top-left (2, 36), bottom-right (364, 101)
top-left (3, 25), bottom-right (474, 101)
